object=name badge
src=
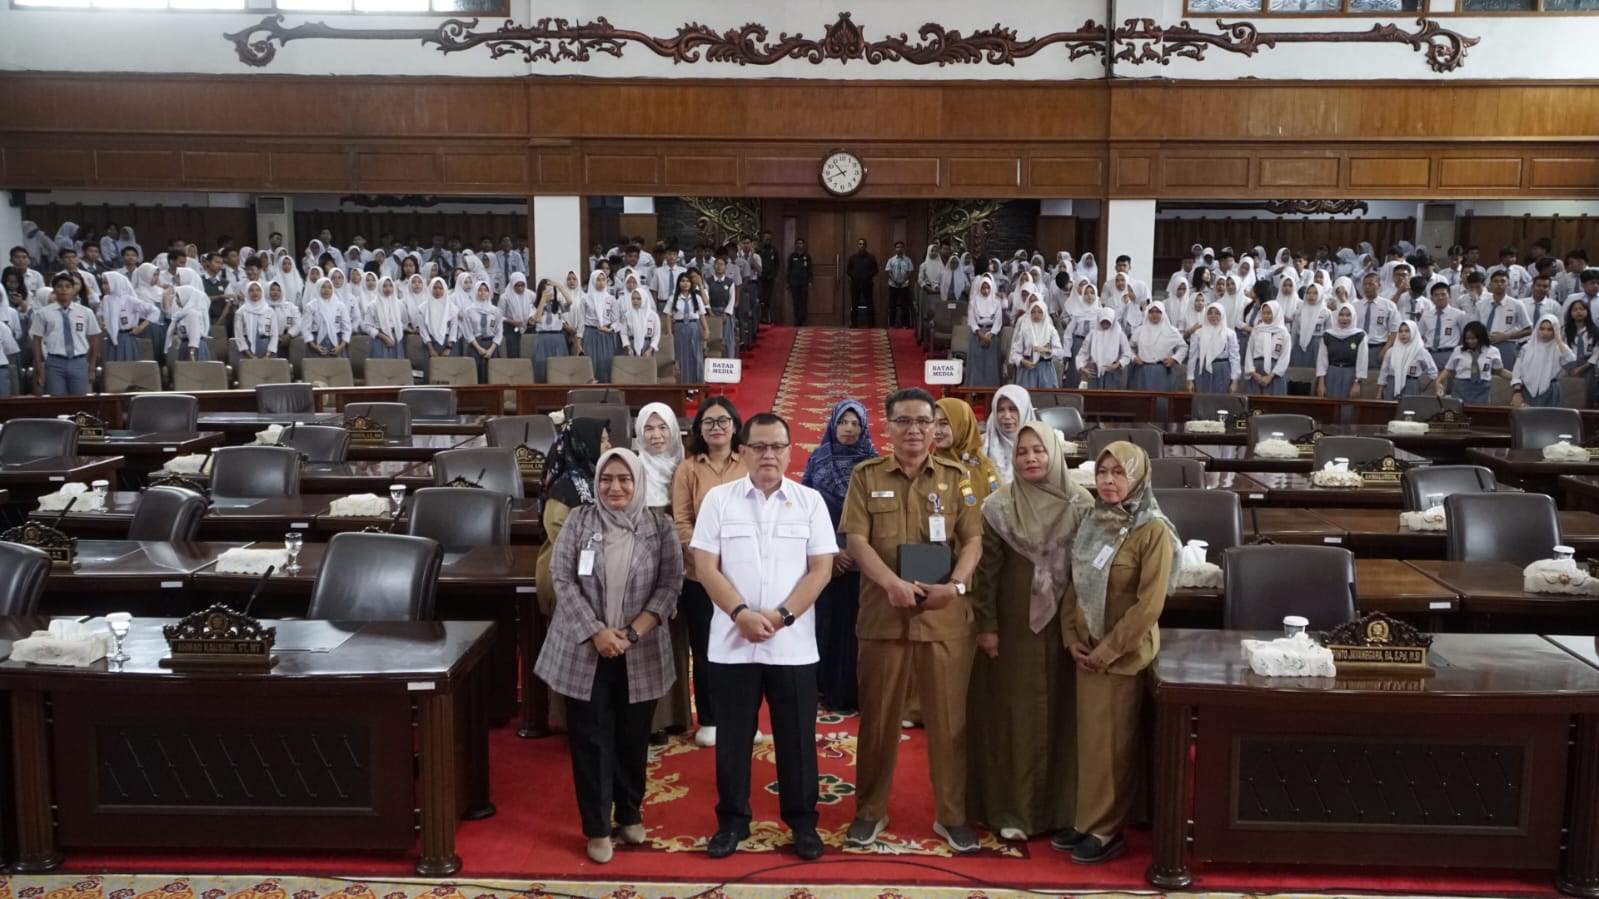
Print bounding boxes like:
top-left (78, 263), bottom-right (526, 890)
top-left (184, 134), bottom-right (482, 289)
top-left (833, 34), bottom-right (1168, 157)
top-left (871, 490), bottom-right (895, 499)
top-left (578, 549), bottom-right (595, 576)
top-left (1376, 315), bottom-right (1387, 326)
top-left (1444, 327), bottom-right (1453, 336)
top-left (1092, 544), bottom-right (1116, 570)
top-left (929, 515), bottom-right (946, 543)
top-left (1408, 365), bottom-right (1418, 376)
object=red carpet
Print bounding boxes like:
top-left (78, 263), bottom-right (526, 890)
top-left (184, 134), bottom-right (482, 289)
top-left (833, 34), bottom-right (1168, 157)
top-left (774, 328), bottom-right (901, 477)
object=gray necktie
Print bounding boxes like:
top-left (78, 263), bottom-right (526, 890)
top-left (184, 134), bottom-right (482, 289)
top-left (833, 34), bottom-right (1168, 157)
top-left (58, 305), bottom-right (75, 357)
top-left (1433, 311), bottom-right (1442, 348)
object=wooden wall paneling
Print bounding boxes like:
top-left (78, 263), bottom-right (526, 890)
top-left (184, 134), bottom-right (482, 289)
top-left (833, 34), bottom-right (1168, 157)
top-left (24, 204), bottom-right (255, 257)
top-left (1458, 216), bottom-right (1597, 259)
top-left (289, 211), bottom-right (527, 253)
top-left (1438, 158), bottom-right (1525, 191)
top-left (1036, 217), bottom-right (1079, 258)
top-left (614, 214), bottom-right (657, 247)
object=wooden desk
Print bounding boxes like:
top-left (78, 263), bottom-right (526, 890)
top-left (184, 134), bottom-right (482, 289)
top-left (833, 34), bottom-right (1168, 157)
top-left (300, 460), bottom-right (418, 493)
top-left (0, 457), bottom-right (125, 509)
top-left (1467, 447), bottom-right (1599, 497)
top-left (77, 431), bottom-right (225, 483)
top-left (1228, 471), bottom-right (1406, 508)
top-left (346, 433), bottom-right (483, 463)
top-left (393, 463), bottom-right (540, 495)
top-left (1330, 422), bottom-right (1511, 461)
top-left (1164, 558), bottom-right (1458, 624)
top-left (0, 616), bottom-right (492, 876)
top-left (411, 414), bottom-right (488, 436)
top-left (1314, 508), bottom-right (1599, 559)
top-left (1245, 507), bottom-right (1347, 545)
top-left (1192, 444), bottom-right (1427, 474)
top-left (511, 383), bottom-right (702, 417)
top-left (1561, 475), bottom-right (1599, 513)
top-left (1147, 630), bottom-right (1599, 896)
top-left (44, 540), bottom-right (246, 612)
top-left (194, 411), bottom-right (342, 442)
top-left (315, 495), bottom-right (545, 543)
top-left (1408, 559), bottom-right (1599, 626)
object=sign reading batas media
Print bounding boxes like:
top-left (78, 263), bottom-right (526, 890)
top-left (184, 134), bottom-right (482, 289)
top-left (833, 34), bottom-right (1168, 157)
top-left (705, 358), bottom-right (743, 384)
top-left (925, 359), bottom-right (964, 385)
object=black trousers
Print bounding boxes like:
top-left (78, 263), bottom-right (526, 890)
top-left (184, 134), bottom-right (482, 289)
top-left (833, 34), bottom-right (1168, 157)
top-left (789, 284), bottom-right (809, 326)
top-left (710, 660), bottom-right (820, 834)
top-left (680, 579), bottom-right (718, 727)
top-left (565, 655), bottom-right (658, 838)
top-left (849, 279), bottom-right (874, 327)
top-left (888, 284), bottom-right (912, 328)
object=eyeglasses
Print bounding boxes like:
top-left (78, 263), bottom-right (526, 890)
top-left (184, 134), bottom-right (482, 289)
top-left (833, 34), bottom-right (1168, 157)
top-left (745, 442), bottom-right (790, 456)
top-left (701, 416), bottom-right (734, 430)
top-left (890, 417), bottom-right (935, 429)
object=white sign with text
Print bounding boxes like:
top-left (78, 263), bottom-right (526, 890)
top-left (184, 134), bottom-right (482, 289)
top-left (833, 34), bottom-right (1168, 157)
top-left (925, 359), bottom-right (964, 385)
top-left (705, 357), bottom-right (743, 384)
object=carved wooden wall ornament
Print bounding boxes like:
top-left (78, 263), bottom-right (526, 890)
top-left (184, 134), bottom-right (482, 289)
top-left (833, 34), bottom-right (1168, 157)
top-left (1116, 16), bottom-right (1478, 72)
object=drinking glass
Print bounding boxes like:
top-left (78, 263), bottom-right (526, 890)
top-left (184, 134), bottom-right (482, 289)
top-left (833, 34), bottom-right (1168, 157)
top-left (1282, 615), bottom-right (1309, 638)
top-left (91, 479), bottom-right (109, 503)
top-left (106, 612), bottom-right (133, 663)
top-left (284, 531), bottom-right (304, 574)
top-left (389, 483), bottom-right (407, 512)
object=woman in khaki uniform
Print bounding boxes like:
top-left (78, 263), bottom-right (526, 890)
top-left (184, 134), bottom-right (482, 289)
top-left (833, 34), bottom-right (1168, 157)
top-left (1057, 440), bottom-right (1178, 864)
top-left (967, 422), bottom-right (1093, 841)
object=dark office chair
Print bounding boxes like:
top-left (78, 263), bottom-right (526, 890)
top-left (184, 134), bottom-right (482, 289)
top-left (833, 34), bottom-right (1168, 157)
top-left (1312, 436), bottom-right (1395, 469)
top-left (1401, 465), bottom-right (1498, 511)
top-left (398, 387), bottom-right (457, 420)
top-left (1191, 394), bottom-right (1249, 423)
top-left (127, 486), bottom-right (208, 542)
top-left (345, 402), bottom-right (413, 439)
top-left (1038, 406), bottom-right (1087, 439)
top-left (127, 393), bottom-right (198, 432)
top-left (566, 403), bottom-right (631, 444)
top-left (255, 382), bottom-right (315, 414)
top-left (0, 541), bottom-right (52, 615)
top-left (0, 418), bottom-right (78, 461)
top-left (433, 447), bottom-right (524, 498)
top-left (306, 532), bottom-right (442, 621)
top-left (1029, 392), bottom-right (1085, 413)
top-left (566, 388), bottom-right (626, 406)
top-left (1248, 413), bottom-right (1317, 445)
top-left (1445, 492), bottom-right (1560, 567)
top-left (1510, 407), bottom-right (1583, 449)
top-left (208, 446), bottom-right (301, 497)
top-left (1150, 457), bottom-right (1206, 489)
top-left (1086, 427), bottom-right (1163, 460)
top-left (279, 425), bottom-right (351, 463)
top-left (1154, 488), bottom-right (1242, 564)
top-left (407, 487), bottom-right (512, 551)
top-left (1395, 394), bottom-right (1464, 419)
top-left (484, 415), bottom-right (557, 455)
top-left (1222, 544), bottom-right (1355, 630)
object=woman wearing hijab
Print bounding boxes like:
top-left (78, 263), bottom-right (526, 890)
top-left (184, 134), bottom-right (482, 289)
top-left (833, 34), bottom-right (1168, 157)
top-left (1290, 282), bottom-right (1331, 370)
top-left (934, 397), bottom-right (1003, 501)
top-left (531, 277), bottom-right (574, 382)
top-left (982, 384), bottom-right (1037, 486)
top-left (962, 274), bottom-right (1003, 387)
top-left (161, 284), bottom-right (211, 362)
top-left (419, 276), bottom-right (459, 376)
top-left (1316, 304), bottom-right (1368, 399)
top-left (98, 270), bottom-right (158, 362)
top-left (618, 286), bottom-right (661, 359)
top-left (234, 280), bottom-right (277, 360)
top-left (916, 244), bottom-right (945, 345)
top-left (970, 422), bottom-right (1093, 842)
top-left (1061, 282), bottom-right (1102, 390)
top-left (1376, 320), bottom-right (1438, 399)
top-left (1077, 307), bottom-right (1132, 391)
top-left (1242, 300), bottom-right (1291, 396)
top-left (1565, 300), bottom-right (1599, 407)
top-left (581, 270), bottom-right (619, 382)
top-left (364, 276), bottom-right (408, 360)
top-left (1512, 313), bottom-right (1577, 408)
top-left (1128, 302), bottom-right (1186, 392)
top-left (631, 402), bottom-right (691, 742)
top-left (302, 278), bottom-right (352, 359)
top-left (668, 271), bottom-right (707, 385)
top-left (1074, 252), bottom-right (1099, 291)
top-left (497, 271), bottom-right (531, 361)
top-left (1187, 302), bottom-right (1240, 394)
top-left (274, 255), bottom-right (304, 312)
top-left (1057, 441), bottom-right (1178, 865)
top-left (942, 254), bottom-right (972, 314)
top-left (802, 400), bottom-right (878, 715)
top-left (464, 281), bottom-right (504, 383)
top-left (671, 397), bottom-right (748, 747)
top-left (1010, 299), bottom-right (1064, 389)
top-left (1437, 321), bottom-right (1506, 406)
top-left (535, 446), bottom-right (682, 865)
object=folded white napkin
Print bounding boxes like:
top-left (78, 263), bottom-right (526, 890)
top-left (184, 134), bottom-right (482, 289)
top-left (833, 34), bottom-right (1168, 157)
top-left (1543, 441), bottom-right (1591, 463)
top-left (254, 424), bottom-right (285, 446)
top-left (1523, 558), bottom-right (1599, 595)
top-left (1177, 561), bottom-right (1224, 589)
top-left (164, 453), bottom-right (211, 474)
top-left (11, 620), bottom-right (110, 667)
top-left (1253, 438), bottom-right (1300, 459)
top-left (1311, 461), bottom-right (1364, 488)
top-left (327, 493), bottom-right (391, 517)
top-left (549, 410), bottom-right (567, 427)
top-left (36, 482), bottom-right (105, 512)
top-left (1241, 632), bottom-right (1336, 678)
top-left (1399, 506), bottom-right (1447, 531)
top-left (1387, 419), bottom-right (1429, 436)
top-left (215, 547), bottom-right (291, 575)
top-left (1184, 419), bottom-right (1226, 434)
top-left (1068, 459), bottom-right (1096, 486)
top-left (1060, 440), bottom-right (1079, 456)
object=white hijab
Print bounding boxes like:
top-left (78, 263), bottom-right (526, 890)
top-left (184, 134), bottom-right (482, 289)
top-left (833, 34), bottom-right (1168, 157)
top-left (1082, 306), bottom-right (1125, 369)
top-left (1386, 321), bottom-right (1428, 384)
top-left (165, 285), bottom-right (210, 353)
top-left (1194, 302), bottom-right (1231, 373)
top-left (1015, 299), bottom-right (1056, 349)
top-left (369, 276), bottom-right (404, 337)
top-left (982, 384), bottom-right (1036, 486)
top-left (969, 274), bottom-right (1001, 322)
top-left (620, 288), bottom-right (656, 353)
top-left (1325, 303), bottom-right (1362, 341)
top-left (1295, 284), bottom-right (1329, 350)
top-left (1247, 301), bottom-right (1289, 360)
top-left (1075, 252), bottom-right (1099, 289)
top-left (631, 402), bottom-right (683, 508)
top-left (1516, 313), bottom-right (1571, 397)
top-left (423, 276), bottom-right (455, 340)
top-left (1132, 301), bottom-right (1181, 361)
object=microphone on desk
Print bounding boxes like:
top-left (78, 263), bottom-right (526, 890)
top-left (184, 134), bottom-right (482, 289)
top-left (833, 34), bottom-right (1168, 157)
top-left (241, 565), bottom-right (275, 619)
top-left (50, 495), bottom-right (78, 530)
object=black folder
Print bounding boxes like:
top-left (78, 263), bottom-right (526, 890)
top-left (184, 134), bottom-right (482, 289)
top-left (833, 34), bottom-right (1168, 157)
top-left (897, 542), bottom-right (952, 585)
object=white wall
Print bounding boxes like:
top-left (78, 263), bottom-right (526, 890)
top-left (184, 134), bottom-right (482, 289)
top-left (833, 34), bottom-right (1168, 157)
top-left (2, 0), bottom-right (1596, 79)
top-left (0, 194), bottom-right (23, 258)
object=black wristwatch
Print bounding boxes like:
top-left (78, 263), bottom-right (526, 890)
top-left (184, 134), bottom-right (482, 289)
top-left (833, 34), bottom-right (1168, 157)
top-left (624, 625), bottom-right (639, 644)
top-left (776, 605), bottom-right (796, 628)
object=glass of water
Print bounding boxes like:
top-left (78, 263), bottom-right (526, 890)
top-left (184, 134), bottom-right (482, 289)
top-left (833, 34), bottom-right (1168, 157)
top-left (1282, 615), bottom-right (1309, 639)
top-left (389, 483), bottom-right (407, 512)
top-left (91, 479), bottom-right (110, 503)
top-left (284, 531), bottom-right (304, 574)
top-left (106, 612), bottom-right (133, 663)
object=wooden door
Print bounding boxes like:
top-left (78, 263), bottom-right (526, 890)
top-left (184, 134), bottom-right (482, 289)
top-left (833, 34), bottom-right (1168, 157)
top-left (844, 208), bottom-right (893, 326)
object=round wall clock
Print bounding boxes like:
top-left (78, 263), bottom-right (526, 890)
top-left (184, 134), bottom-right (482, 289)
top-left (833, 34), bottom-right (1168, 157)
top-left (820, 150), bottom-right (865, 197)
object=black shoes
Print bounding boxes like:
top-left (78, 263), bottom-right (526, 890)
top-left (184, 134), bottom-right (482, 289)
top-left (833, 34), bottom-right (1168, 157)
top-left (706, 829), bottom-right (748, 859)
top-left (1049, 827), bottom-right (1086, 852)
top-left (793, 829), bottom-right (824, 860)
top-left (1071, 833), bottom-right (1126, 865)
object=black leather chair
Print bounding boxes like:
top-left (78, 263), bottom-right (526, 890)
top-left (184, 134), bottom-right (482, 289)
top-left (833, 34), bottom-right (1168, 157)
top-left (1222, 544), bottom-right (1355, 631)
top-left (1038, 406), bottom-right (1087, 439)
top-left (484, 415), bottom-right (557, 456)
top-left (255, 382), bottom-right (315, 414)
top-left (566, 388), bottom-right (626, 406)
top-left (1510, 406), bottom-right (1583, 449)
top-left (433, 447), bottom-right (524, 498)
top-left (345, 402), bottom-right (413, 439)
top-left (1312, 435), bottom-right (1395, 468)
top-left (567, 403), bottom-right (630, 444)
top-left (1154, 488), bottom-right (1241, 564)
top-left (0, 541), bottom-right (52, 615)
top-left (1445, 492), bottom-right (1560, 566)
top-left (1248, 413), bottom-right (1317, 445)
top-left (407, 487), bottom-right (512, 551)
top-left (127, 393), bottom-right (198, 432)
top-left (280, 425), bottom-right (351, 463)
top-left (1401, 464), bottom-right (1498, 511)
top-left (0, 418), bottom-right (78, 461)
top-left (1191, 394), bottom-right (1249, 423)
top-left (1151, 457), bottom-right (1206, 489)
top-left (127, 486), bottom-right (208, 542)
top-left (208, 446), bottom-right (301, 497)
top-left (1086, 427), bottom-right (1163, 460)
top-left (1395, 394), bottom-right (1464, 419)
top-left (306, 532), bottom-right (442, 621)
top-left (1029, 392), bottom-right (1084, 412)
top-left (398, 387), bottom-right (457, 420)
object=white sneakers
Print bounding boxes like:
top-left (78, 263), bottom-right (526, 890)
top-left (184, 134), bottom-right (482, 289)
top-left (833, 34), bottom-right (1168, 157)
top-left (694, 725), bottom-right (769, 747)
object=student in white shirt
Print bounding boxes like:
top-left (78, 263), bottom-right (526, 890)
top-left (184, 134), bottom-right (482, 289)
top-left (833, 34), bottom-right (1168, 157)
top-left (499, 272), bottom-right (533, 360)
top-left (691, 413), bottom-right (834, 862)
top-left (302, 278), bottom-right (352, 359)
top-left (1564, 299), bottom-right (1599, 407)
top-left (1476, 270), bottom-right (1531, 371)
top-left (1376, 320), bottom-right (1437, 399)
top-left (1126, 301), bottom-right (1186, 392)
top-left (1243, 300), bottom-right (1291, 396)
top-left (1511, 314), bottom-right (1577, 408)
top-left (1418, 281), bottom-right (1470, 370)
top-left (1315, 304), bottom-right (1368, 399)
top-left (1187, 301), bottom-right (1240, 395)
top-left (98, 270), bottom-right (159, 363)
top-left (617, 287), bottom-right (661, 358)
top-left (1077, 307), bottom-right (1132, 390)
top-left (32, 273), bottom-right (101, 396)
top-left (1010, 299), bottom-right (1065, 390)
top-left (1436, 321), bottom-right (1505, 406)
top-left (0, 318), bottom-right (19, 396)
top-left (365, 276), bottom-right (409, 361)
top-left (464, 281), bottom-right (503, 383)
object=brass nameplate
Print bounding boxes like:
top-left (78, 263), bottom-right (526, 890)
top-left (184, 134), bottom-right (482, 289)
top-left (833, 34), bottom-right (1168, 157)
top-left (1321, 611), bottom-right (1433, 673)
top-left (346, 414), bottom-right (387, 446)
top-left (514, 444), bottom-right (546, 479)
top-left (1, 521), bottom-right (76, 569)
top-left (1294, 430), bottom-right (1324, 457)
top-left (1356, 454), bottom-right (1404, 485)
top-left (1427, 409), bottom-right (1472, 432)
top-left (72, 411), bottom-right (107, 441)
top-left (1328, 645), bottom-right (1428, 666)
top-left (161, 604), bottom-right (277, 670)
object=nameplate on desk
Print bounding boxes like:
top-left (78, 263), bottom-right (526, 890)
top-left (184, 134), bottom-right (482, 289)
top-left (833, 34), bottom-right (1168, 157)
top-left (69, 411), bottom-right (106, 441)
top-left (1322, 612), bottom-right (1433, 673)
top-left (1, 521), bottom-right (76, 568)
top-left (346, 415), bottom-right (388, 446)
top-left (514, 444), bottom-right (546, 479)
top-left (1427, 409), bottom-right (1472, 432)
top-left (161, 604), bottom-right (277, 670)
top-left (1294, 430), bottom-right (1324, 456)
top-left (1354, 455), bottom-right (1403, 485)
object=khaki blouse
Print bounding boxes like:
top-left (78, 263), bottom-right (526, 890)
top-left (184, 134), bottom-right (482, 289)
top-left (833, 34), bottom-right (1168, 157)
top-left (1061, 520), bottom-right (1174, 676)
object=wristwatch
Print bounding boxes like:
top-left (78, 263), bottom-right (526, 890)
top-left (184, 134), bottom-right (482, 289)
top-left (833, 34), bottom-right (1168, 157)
top-left (952, 580), bottom-right (968, 596)
top-left (776, 605), bottom-right (796, 628)
top-left (730, 603), bottom-right (749, 621)
top-left (624, 625), bottom-right (639, 644)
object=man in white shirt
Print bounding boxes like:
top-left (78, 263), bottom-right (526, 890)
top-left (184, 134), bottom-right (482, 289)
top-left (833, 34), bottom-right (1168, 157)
top-left (652, 248), bottom-right (687, 307)
top-left (1485, 246), bottom-right (1532, 299)
top-left (1418, 281), bottom-right (1470, 370)
top-left (32, 273), bottom-right (101, 396)
top-left (1565, 269), bottom-right (1599, 318)
top-left (885, 241), bottom-right (916, 329)
top-left (691, 412), bottom-right (834, 863)
top-left (1100, 254), bottom-right (1149, 307)
top-left (1477, 270), bottom-right (1532, 371)
top-left (1352, 272), bottom-right (1400, 373)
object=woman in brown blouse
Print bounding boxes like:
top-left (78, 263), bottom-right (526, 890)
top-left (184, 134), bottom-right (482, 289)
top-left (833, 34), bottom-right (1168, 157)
top-left (1057, 440), bottom-right (1179, 865)
top-left (669, 396), bottom-right (747, 748)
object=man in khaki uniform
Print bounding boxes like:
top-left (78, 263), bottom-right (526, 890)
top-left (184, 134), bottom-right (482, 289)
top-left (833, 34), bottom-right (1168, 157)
top-left (839, 387), bottom-right (983, 853)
